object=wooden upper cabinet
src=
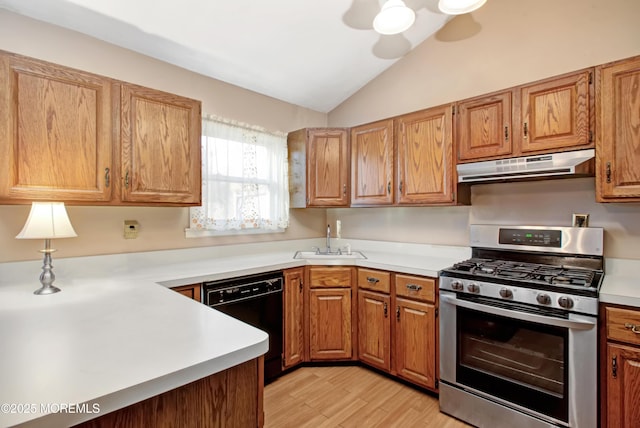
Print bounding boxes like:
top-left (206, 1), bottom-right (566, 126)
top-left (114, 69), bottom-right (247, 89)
top-left (519, 69), bottom-right (593, 153)
top-left (120, 83), bottom-right (201, 205)
top-left (396, 105), bottom-right (455, 205)
top-left (351, 119), bottom-right (394, 206)
top-left (596, 56), bottom-right (640, 202)
top-left (0, 51), bottom-right (113, 202)
top-left (287, 128), bottom-right (349, 207)
top-left (456, 90), bottom-right (513, 162)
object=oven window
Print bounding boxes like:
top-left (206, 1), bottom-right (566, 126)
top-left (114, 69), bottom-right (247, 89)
top-left (457, 306), bottom-right (568, 422)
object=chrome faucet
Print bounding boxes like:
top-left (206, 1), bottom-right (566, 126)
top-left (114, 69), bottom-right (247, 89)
top-left (326, 224), bottom-right (331, 254)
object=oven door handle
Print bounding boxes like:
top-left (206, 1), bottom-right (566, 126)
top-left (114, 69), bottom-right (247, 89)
top-left (440, 294), bottom-right (596, 330)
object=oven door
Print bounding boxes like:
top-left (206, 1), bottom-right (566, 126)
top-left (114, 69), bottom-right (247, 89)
top-left (439, 290), bottom-right (597, 428)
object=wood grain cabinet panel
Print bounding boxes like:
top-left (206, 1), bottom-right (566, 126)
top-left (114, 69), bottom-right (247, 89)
top-left (287, 128), bottom-right (349, 207)
top-left (456, 90), bottom-right (513, 161)
top-left (351, 119), bottom-right (394, 206)
top-left (519, 70), bottom-right (592, 153)
top-left (283, 267), bottom-right (305, 368)
top-left (394, 297), bottom-right (436, 389)
top-left (120, 83), bottom-right (201, 205)
top-left (606, 343), bottom-right (640, 428)
top-left (396, 105), bottom-right (455, 204)
top-left (358, 290), bottom-right (391, 371)
top-left (596, 55), bottom-right (640, 202)
top-left (171, 283), bottom-right (201, 302)
top-left (0, 51), bottom-right (112, 202)
top-left (309, 288), bottom-right (352, 360)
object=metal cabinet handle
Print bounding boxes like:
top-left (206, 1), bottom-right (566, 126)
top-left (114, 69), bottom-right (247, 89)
top-left (504, 126), bottom-right (509, 141)
top-left (299, 281), bottom-right (303, 292)
top-left (625, 323), bottom-right (640, 334)
top-left (343, 184), bottom-right (347, 196)
top-left (396, 306), bottom-right (400, 321)
top-left (612, 355), bottom-right (618, 378)
top-left (383, 302), bottom-right (388, 317)
top-left (523, 122), bottom-right (528, 138)
top-left (387, 181), bottom-right (391, 194)
top-left (399, 181), bottom-right (403, 194)
top-left (104, 167), bottom-right (110, 187)
top-left (124, 170), bottom-right (130, 189)
top-left (366, 277), bottom-right (380, 284)
top-left (606, 162), bottom-right (612, 183)
top-left (406, 283), bottom-right (422, 291)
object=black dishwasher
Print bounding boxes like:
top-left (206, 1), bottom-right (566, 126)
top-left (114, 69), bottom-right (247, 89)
top-left (203, 271), bottom-right (283, 383)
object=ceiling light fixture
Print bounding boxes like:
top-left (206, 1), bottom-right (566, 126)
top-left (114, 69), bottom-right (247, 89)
top-left (438, 0), bottom-right (487, 15)
top-left (373, 0), bottom-right (416, 35)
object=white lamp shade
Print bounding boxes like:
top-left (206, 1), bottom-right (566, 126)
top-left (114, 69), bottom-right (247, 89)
top-left (438, 0), bottom-right (487, 15)
top-left (373, 0), bottom-right (416, 35)
top-left (16, 202), bottom-right (77, 239)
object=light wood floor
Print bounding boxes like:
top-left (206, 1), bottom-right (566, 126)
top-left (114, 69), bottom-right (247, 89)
top-left (264, 366), bottom-right (471, 428)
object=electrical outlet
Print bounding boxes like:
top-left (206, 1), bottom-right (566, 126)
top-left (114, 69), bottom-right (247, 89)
top-left (124, 220), bottom-right (139, 239)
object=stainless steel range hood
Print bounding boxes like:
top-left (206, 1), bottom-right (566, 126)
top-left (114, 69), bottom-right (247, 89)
top-left (457, 149), bottom-right (595, 183)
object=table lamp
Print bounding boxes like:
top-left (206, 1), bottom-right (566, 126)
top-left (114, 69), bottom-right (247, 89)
top-left (16, 202), bottom-right (77, 295)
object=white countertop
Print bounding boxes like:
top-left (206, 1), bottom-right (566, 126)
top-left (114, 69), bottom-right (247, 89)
top-left (599, 258), bottom-right (640, 307)
top-left (0, 238), bottom-right (469, 428)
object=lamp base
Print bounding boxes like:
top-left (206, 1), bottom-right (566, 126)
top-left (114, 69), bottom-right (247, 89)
top-left (34, 284), bottom-right (62, 295)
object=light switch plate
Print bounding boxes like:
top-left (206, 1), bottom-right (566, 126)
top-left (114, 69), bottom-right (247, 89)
top-left (124, 220), bottom-right (139, 239)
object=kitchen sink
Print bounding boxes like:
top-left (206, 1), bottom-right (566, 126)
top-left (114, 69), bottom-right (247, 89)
top-left (293, 250), bottom-right (366, 260)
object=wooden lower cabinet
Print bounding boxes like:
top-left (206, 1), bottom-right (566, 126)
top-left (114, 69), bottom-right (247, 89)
top-left (606, 343), bottom-right (640, 428)
top-left (358, 290), bottom-right (391, 371)
top-left (309, 288), bottom-right (352, 360)
top-left (283, 267), bottom-right (305, 368)
top-left (394, 297), bottom-right (437, 390)
top-left (74, 357), bottom-right (263, 428)
top-left (602, 304), bottom-right (640, 428)
top-left (170, 283), bottom-right (201, 302)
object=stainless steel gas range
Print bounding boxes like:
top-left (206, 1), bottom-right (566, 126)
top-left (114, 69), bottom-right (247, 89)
top-left (439, 225), bottom-right (604, 428)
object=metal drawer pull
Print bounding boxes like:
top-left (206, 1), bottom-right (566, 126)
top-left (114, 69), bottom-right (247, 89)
top-left (366, 277), bottom-right (380, 284)
top-left (406, 283), bottom-right (422, 291)
top-left (625, 323), bottom-right (640, 334)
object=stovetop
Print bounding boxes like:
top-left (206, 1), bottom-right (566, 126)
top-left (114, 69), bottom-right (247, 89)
top-left (446, 257), bottom-right (602, 292)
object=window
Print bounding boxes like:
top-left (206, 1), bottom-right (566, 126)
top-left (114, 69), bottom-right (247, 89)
top-left (187, 116), bottom-right (289, 237)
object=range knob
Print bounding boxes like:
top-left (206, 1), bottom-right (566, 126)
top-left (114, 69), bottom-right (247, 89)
top-left (537, 293), bottom-right (552, 305)
top-left (499, 288), bottom-right (513, 299)
top-left (467, 283), bottom-right (480, 294)
top-left (451, 280), bottom-right (464, 291)
top-left (558, 296), bottom-right (574, 309)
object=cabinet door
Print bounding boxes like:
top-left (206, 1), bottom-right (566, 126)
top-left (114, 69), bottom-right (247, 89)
top-left (0, 52), bottom-right (112, 202)
top-left (351, 119), bottom-right (394, 205)
top-left (596, 56), bottom-right (640, 202)
top-left (171, 284), bottom-right (201, 302)
top-left (283, 268), bottom-right (305, 368)
top-left (309, 288), bottom-right (352, 360)
top-left (520, 69), bottom-right (593, 153)
top-left (358, 290), bottom-right (391, 371)
top-left (607, 342), bottom-right (640, 428)
top-left (396, 105), bottom-right (454, 204)
top-left (120, 83), bottom-right (201, 205)
top-left (456, 91), bottom-right (512, 161)
top-left (394, 297), bottom-right (436, 389)
top-left (308, 129), bottom-right (349, 207)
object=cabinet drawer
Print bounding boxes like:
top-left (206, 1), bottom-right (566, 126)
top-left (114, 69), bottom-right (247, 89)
top-left (394, 274), bottom-right (435, 303)
top-left (607, 307), bottom-right (640, 346)
top-left (358, 268), bottom-right (391, 293)
top-left (309, 267), bottom-right (353, 288)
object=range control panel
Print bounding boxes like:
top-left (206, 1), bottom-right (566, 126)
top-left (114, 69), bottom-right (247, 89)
top-left (498, 228), bottom-right (562, 248)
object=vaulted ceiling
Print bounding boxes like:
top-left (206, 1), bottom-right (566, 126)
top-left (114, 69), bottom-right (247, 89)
top-left (0, 0), bottom-right (452, 112)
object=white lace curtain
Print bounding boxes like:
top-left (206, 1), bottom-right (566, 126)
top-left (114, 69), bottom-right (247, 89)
top-left (188, 116), bottom-right (289, 234)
